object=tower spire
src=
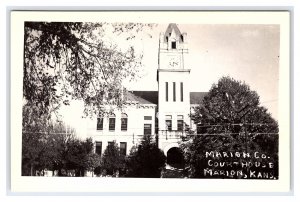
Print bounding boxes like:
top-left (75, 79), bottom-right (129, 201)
top-left (164, 23), bottom-right (183, 43)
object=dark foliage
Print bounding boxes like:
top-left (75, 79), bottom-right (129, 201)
top-left (125, 135), bottom-right (166, 178)
top-left (182, 77), bottom-right (279, 179)
top-left (100, 141), bottom-right (125, 176)
top-left (22, 104), bottom-right (100, 176)
top-left (23, 22), bottom-right (153, 117)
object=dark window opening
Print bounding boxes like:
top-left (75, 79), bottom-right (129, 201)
top-left (121, 118), bottom-right (127, 131)
top-left (180, 82), bottom-right (183, 102)
top-left (177, 120), bottom-right (184, 131)
top-left (171, 41), bottom-right (176, 49)
top-left (109, 114), bottom-right (116, 131)
top-left (165, 115), bottom-right (172, 131)
top-left (121, 113), bottom-right (128, 131)
top-left (97, 118), bottom-right (103, 130)
top-left (95, 141), bottom-right (102, 156)
top-left (166, 82), bottom-right (168, 102)
top-left (166, 120), bottom-right (172, 131)
top-left (173, 82), bottom-right (176, 102)
top-left (144, 116), bottom-right (152, 120)
top-left (144, 124), bottom-right (152, 135)
top-left (120, 142), bottom-right (127, 156)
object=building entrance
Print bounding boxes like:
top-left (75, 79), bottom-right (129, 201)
top-left (166, 147), bottom-right (184, 169)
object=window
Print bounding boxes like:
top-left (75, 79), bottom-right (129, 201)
top-left (165, 82), bottom-right (168, 102)
top-left (109, 113), bottom-right (116, 131)
top-left (97, 117), bottom-right (103, 130)
top-left (173, 82), bottom-right (176, 102)
top-left (121, 113), bottom-right (128, 131)
top-left (144, 124), bottom-right (152, 135)
top-left (95, 141), bottom-right (102, 155)
top-left (165, 115), bottom-right (172, 131)
top-left (144, 116), bottom-right (152, 120)
top-left (171, 41), bottom-right (176, 49)
top-left (180, 82), bottom-right (183, 102)
top-left (120, 142), bottom-right (127, 156)
top-left (177, 115), bottom-right (184, 131)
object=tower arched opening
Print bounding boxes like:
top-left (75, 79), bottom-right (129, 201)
top-left (166, 147), bottom-right (185, 169)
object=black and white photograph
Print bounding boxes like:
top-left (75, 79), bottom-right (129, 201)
top-left (10, 11), bottom-right (290, 193)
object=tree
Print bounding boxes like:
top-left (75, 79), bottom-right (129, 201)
top-left (85, 153), bottom-right (101, 177)
top-left (101, 141), bottom-right (125, 176)
top-left (64, 138), bottom-right (96, 176)
top-left (125, 135), bottom-right (166, 178)
top-left (192, 76), bottom-right (278, 134)
top-left (22, 103), bottom-right (50, 176)
top-left (23, 22), bottom-right (153, 117)
top-left (182, 76), bottom-right (279, 178)
top-left (22, 22), bottom-right (154, 176)
top-left (42, 121), bottom-right (78, 176)
top-left (22, 103), bottom-right (83, 177)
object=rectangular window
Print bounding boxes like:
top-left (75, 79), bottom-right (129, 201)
top-left (144, 124), bottom-right (152, 135)
top-left (166, 120), bottom-right (172, 131)
top-left (173, 82), bottom-right (176, 102)
top-left (180, 82), bottom-right (183, 102)
top-left (121, 118), bottom-right (128, 131)
top-left (120, 142), bottom-right (127, 156)
top-left (165, 115), bottom-right (172, 131)
top-left (144, 116), bottom-right (152, 120)
top-left (97, 118), bottom-right (103, 130)
top-left (109, 118), bottom-right (115, 131)
top-left (177, 120), bottom-right (184, 131)
top-left (177, 115), bottom-right (184, 131)
top-left (165, 82), bottom-right (168, 102)
top-left (171, 41), bottom-right (176, 49)
top-left (95, 141), bottom-right (102, 156)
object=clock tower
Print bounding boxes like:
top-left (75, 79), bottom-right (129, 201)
top-left (157, 23), bottom-right (191, 147)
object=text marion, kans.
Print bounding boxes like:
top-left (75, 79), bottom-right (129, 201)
top-left (203, 151), bottom-right (276, 179)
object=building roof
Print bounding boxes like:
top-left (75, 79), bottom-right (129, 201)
top-left (126, 91), bottom-right (208, 105)
top-left (164, 23), bottom-right (183, 43)
top-left (131, 91), bottom-right (158, 105)
top-left (124, 91), bottom-right (157, 105)
top-left (190, 92), bottom-right (208, 105)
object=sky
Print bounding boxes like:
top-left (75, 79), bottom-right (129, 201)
top-left (126, 24), bottom-right (279, 119)
top-left (60, 23), bottom-right (280, 138)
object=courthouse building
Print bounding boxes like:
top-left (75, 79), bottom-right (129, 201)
top-left (86, 24), bottom-right (206, 161)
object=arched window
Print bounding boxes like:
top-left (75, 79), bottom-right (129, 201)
top-left (109, 113), bottom-right (116, 131)
top-left (121, 113), bottom-right (128, 131)
top-left (95, 141), bottom-right (102, 156)
top-left (97, 117), bottom-right (103, 130)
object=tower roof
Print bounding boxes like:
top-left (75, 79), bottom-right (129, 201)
top-left (163, 23), bottom-right (183, 43)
